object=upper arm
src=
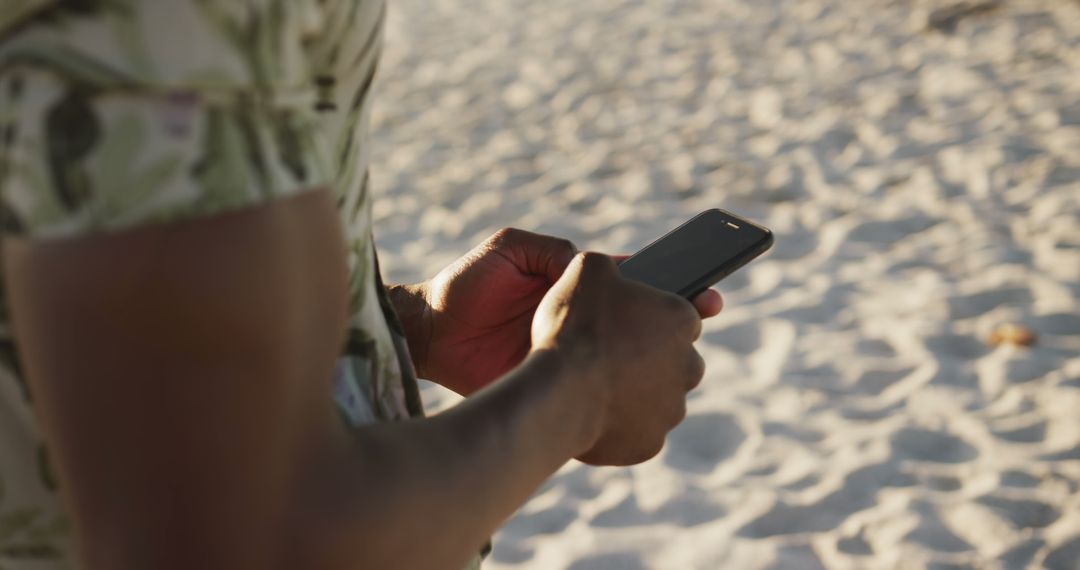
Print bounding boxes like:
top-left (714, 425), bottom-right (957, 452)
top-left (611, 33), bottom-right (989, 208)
top-left (3, 189), bottom-right (350, 568)
top-left (0, 5), bottom-right (352, 565)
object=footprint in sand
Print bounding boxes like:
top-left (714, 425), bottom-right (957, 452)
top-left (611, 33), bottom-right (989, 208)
top-left (992, 419), bottom-right (1047, 443)
top-left (1044, 536), bottom-right (1080, 570)
top-left (1062, 99), bottom-right (1080, 126)
top-left (854, 366), bottom-right (915, 394)
top-left (739, 461), bottom-right (916, 537)
top-left (502, 504), bottom-right (580, 537)
top-left (655, 490), bottom-right (727, 528)
top-left (855, 338), bottom-right (898, 358)
top-left (566, 551), bottom-right (645, 570)
top-left (975, 495), bottom-right (1061, 529)
top-left (542, 465), bottom-right (603, 502)
top-left (663, 412), bottom-right (746, 474)
top-left (923, 475), bottom-right (963, 492)
top-left (840, 400), bottom-right (906, 422)
top-left (767, 229), bottom-right (819, 261)
top-left (847, 215), bottom-right (938, 244)
top-left (588, 486), bottom-right (727, 530)
top-left (890, 428), bottom-right (979, 464)
top-left (1031, 312), bottom-right (1080, 336)
top-left (589, 494), bottom-right (648, 529)
top-left (926, 562), bottom-right (977, 570)
top-left (747, 463), bottom-right (780, 478)
top-left (782, 473), bottom-right (821, 492)
top-left (1041, 444), bottom-right (1080, 462)
top-left (762, 422), bottom-right (825, 444)
top-left (702, 322), bottom-right (762, 354)
top-left (1000, 470), bottom-right (1041, 488)
top-left (489, 541), bottom-right (534, 566)
top-left (1001, 353), bottom-right (1063, 384)
top-left (718, 268), bottom-right (752, 293)
top-left (766, 545), bottom-right (827, 570)
top-left (773, 284), bottom-right (856, 326)
top-left (930, 360), bottom-right (980, 389)
top-left (924, 333), bottom-right (990, 360)
top-left (947, 287), bottom-right (1033, 320)
top-left (998, 538), bottom-right (1044, 569)
top-left (837, 533), bottom-right (874, 556)
top-left (905, 503), bottom-right (974, 554)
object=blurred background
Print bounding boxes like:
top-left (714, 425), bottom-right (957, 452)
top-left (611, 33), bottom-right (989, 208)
top-left (369, 0), bottom-right (1080, 568)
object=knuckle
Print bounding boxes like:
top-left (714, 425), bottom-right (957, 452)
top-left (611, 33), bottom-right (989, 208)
top-left (578, 251), bottom-right (604, 264)
top-left (664, 292), bottom-right (687, 313)
top-left (666, 294), bottom-right (699, 327)
top-left (489, 227), bottom-right (523, 245)
top-left (687, 315), bottom-right (703, 341)
top-left (554, 237), bottom-right (578, 256)
top-left (670, 398), bottom-right (688, 426)
top-left (578, 251), bottom-right (616, 273)
top-left (623, 443), bottom-right (661, 465)
top-left (683, 300), bottom-right (701, 323)
top-left (688, 351), bottom-right (706, 390)
top-left (640, 439), bottom-right (666, 463)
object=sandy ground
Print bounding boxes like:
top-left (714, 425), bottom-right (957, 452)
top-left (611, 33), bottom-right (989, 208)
top-left (368, 0), bottom-right (1080, 568)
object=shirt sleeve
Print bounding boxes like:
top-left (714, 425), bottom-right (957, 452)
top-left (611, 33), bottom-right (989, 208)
top-left (0, 0), bottom-right (333, 239)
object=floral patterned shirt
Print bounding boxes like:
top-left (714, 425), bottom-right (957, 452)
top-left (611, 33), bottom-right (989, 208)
top-left (0, 1), bottom-right (470, 568)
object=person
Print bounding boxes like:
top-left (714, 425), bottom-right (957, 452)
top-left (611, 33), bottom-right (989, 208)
top-left (0, 1), bottom-right (723, 568)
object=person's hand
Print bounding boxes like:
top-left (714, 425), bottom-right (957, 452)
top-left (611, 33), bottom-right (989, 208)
top-left (409, 229), bottom-right (576, 395)
top-left (531, 252), bottom-right (716, 466)
top-left (403, 228), bottom-right (723, 396)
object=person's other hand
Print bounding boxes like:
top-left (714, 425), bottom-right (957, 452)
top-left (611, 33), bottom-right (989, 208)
top-left (531, 252), bottom-right (717, 466)
top-left (413, 229), bottom-right (723, 396)
top-left (412, 229), bottom-right (576, 395)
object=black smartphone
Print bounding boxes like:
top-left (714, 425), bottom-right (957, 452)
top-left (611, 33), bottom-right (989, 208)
top-left (617, 209), bottom-right (774, 299)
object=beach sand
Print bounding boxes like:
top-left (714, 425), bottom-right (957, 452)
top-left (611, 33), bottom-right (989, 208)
top-left (369, 0), bottom-right (1080, 567)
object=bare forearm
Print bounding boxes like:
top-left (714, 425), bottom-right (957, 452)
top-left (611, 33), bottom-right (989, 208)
top-left (288, 350), bottom-right (603, 569)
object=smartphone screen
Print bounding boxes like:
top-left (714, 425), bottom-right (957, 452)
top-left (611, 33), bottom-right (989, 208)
top-left (618, 209), bottom-right (773, 298)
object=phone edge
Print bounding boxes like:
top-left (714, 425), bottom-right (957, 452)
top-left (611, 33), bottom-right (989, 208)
top-left (615, 208), bottom-right (775, 300)
top-left (678, 226), bottom-right (774, 299)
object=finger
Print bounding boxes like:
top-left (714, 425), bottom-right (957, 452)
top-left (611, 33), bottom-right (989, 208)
top-left (539, 238), bottom-right (579, 283)
top-left (687, 349), bottom-right (706, 392)
top-left (691, 289), bottom-right (724, 319)
top-left (611, 254), bottom-right (631, 264)
top-left (658, 291), bottom-right (703, 342)
top-left (665, 396), bottom-right (688, 430)
top-left (489, 228), bottom-right (578, 283)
